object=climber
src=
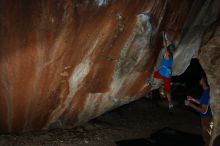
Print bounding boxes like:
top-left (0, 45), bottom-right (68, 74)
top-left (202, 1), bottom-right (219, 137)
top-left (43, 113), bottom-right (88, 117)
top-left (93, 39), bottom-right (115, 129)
top-left (150, 32), bottom-right (175, 110)
top-left (185, 76), bottom-right (213, 146)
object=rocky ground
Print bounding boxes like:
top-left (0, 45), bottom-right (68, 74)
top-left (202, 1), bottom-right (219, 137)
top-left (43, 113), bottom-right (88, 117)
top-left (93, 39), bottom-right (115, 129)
top-left (0, 89), bottom-right (202, 146)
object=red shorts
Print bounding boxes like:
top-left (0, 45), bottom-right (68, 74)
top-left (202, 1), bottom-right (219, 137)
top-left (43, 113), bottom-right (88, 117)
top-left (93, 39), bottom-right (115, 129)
top-left (153, 71), bottom-right (171, 93)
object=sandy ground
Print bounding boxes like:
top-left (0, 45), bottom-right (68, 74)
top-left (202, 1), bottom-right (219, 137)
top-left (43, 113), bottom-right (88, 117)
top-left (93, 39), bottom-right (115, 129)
top-left (0, 92), bottom-right (202, 146)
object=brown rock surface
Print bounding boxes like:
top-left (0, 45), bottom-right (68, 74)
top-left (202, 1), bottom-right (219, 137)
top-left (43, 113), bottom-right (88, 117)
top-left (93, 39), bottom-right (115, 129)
top-left (0, 1), bottom-right (219, 140)
top-left (199, 22), bottom-right (220, 145)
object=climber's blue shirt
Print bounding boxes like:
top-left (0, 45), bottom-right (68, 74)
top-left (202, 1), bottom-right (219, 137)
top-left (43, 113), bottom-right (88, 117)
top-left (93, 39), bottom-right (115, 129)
top-left (200, 89), bottom-right (212, 119)
top-left (159, 55), bottom-right (173, 78)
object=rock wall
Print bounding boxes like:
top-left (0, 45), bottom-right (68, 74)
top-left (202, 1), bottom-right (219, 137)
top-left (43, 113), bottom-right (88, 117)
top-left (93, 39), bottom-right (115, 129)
top-left (0, 0), bottom-right (219, 138)
top-left (173, 0), bottom-right (220, 75)
top-left (199, 21), bottom-right (220, 146)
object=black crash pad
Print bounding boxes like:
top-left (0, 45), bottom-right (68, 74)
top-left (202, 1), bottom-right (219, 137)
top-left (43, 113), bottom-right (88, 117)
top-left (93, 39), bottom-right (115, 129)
top-left (115, 127), bottom-right (204, 146)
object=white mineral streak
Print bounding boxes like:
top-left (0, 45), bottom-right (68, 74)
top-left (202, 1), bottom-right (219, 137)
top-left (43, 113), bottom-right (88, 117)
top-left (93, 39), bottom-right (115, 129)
top-left (76, 72), bottom-right (140, 125)
top-left (135, 13), bottom-right (153, 62)
top-left (23, 12), bottom-right (72, 130)
top-left (117, 12), bottom-right (153, 76)
top-left (45, 38), bottom-right (102, 128)
top-left (95, 0), bottom-right (109, 7)
top-left (50, 12), bottom-right (153, 127)
top-left (76, 12), bottom-right (153, 124)
top-left (76, 93), bottom-right (101, 125)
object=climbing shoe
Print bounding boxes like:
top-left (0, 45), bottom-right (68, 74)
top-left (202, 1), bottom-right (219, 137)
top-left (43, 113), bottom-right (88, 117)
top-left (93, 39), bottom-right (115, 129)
top-left (145, 77), bottom-right (153, 86)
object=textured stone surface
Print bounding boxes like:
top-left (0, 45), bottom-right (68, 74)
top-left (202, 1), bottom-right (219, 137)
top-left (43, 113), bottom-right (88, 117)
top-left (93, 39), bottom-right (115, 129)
top-left (199, 22), bottom-right (220, 146)
top-left (172, 0), bottom-right (220, 75)
top-left (0, 0), bottom-right (219, 135)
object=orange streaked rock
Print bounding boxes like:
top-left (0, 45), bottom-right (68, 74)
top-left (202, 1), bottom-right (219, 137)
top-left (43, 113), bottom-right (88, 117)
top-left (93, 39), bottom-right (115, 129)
top-left (0, 0), bottom-right (219, 134)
